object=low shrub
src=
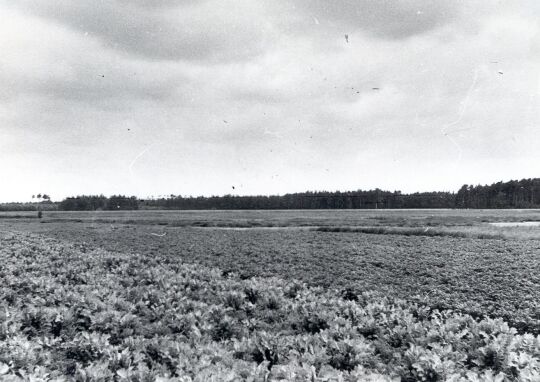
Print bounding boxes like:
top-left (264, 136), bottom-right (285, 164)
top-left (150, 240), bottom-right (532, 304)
top-left (0, 232), bottom-right (539, 380)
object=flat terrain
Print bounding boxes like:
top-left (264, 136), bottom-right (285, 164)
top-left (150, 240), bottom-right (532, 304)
top-left (6, 208), bottom-right (540, 226)
top-left (1, 209), bottom-right (540, 380)
top-left (2, 210), bottom-right (540, 331)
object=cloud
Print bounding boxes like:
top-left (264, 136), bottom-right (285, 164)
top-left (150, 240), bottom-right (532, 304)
top-left (11, 0), bottom-right (274, 62)
top-left (0, 8), bottom-right (191, 107)
top-left (0, 1), bottom-right (539, 201)
top-left (291, 0), bottom-right (460, 39)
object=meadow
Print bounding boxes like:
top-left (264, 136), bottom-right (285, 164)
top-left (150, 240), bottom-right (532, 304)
top-left (5, 208), bottom-right (540, 227)
top-left (1, 209), bottom-right (540, 380)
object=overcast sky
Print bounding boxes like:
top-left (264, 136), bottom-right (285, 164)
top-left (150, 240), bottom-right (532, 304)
top-left (1, 1), bottom-right (539, 201)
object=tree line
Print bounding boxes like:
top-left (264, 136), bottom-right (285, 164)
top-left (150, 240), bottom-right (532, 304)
top-left (55, 178), bottom-right (540, 210)
top-left (3, 178), bottom-right (539, 211)
top-left (0, 202), bottom-right (57, 212)
top-left (455, 178), bottom-right (540, 208)
top-left (139, 190), bottom-right (456, 210)
top-left (58, 195), bottom-right (139, 211)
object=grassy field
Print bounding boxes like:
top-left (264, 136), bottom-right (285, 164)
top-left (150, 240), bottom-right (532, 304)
top-left (5, 208), bottom-right (540, 238)
top-left (1, 210), bottom-right (540, 380)
top-left (6, 208), bottom-right (540, 223)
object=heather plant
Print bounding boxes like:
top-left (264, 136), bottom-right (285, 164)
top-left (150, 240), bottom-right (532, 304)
top-left (1, 232), bottom-right (540, 381)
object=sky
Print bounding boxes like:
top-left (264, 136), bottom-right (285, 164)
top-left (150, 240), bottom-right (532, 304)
top-left (1, 1), bottom-right (539, 202)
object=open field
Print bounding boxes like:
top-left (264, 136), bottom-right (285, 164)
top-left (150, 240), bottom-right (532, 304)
top-left (1, 210), bottom-right (540, 380)
top-left (4, 209), bottom-right (540, 239)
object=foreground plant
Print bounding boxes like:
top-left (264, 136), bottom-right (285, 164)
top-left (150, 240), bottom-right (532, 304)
top-left (0, 232), bottom-right (539, 381)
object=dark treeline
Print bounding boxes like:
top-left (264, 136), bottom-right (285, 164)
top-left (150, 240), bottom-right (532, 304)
top-left (456, 179), bottom-right (540, 208)
top-left (0, 202), bottom-right (57, 212)
top-left (58, 195), bottom-right (138, 211)
top-left (140, 190), bottom-right (456, 210)
top-left (28, 178), bottom-right (540, 211)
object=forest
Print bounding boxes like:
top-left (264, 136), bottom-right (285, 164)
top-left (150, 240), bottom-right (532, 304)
top-left (2, 178), bottom-right (539, 211)
top-left (51, 178), bottom-right (540, 211)
top-left (139, 190), bottom-right (456, 210)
